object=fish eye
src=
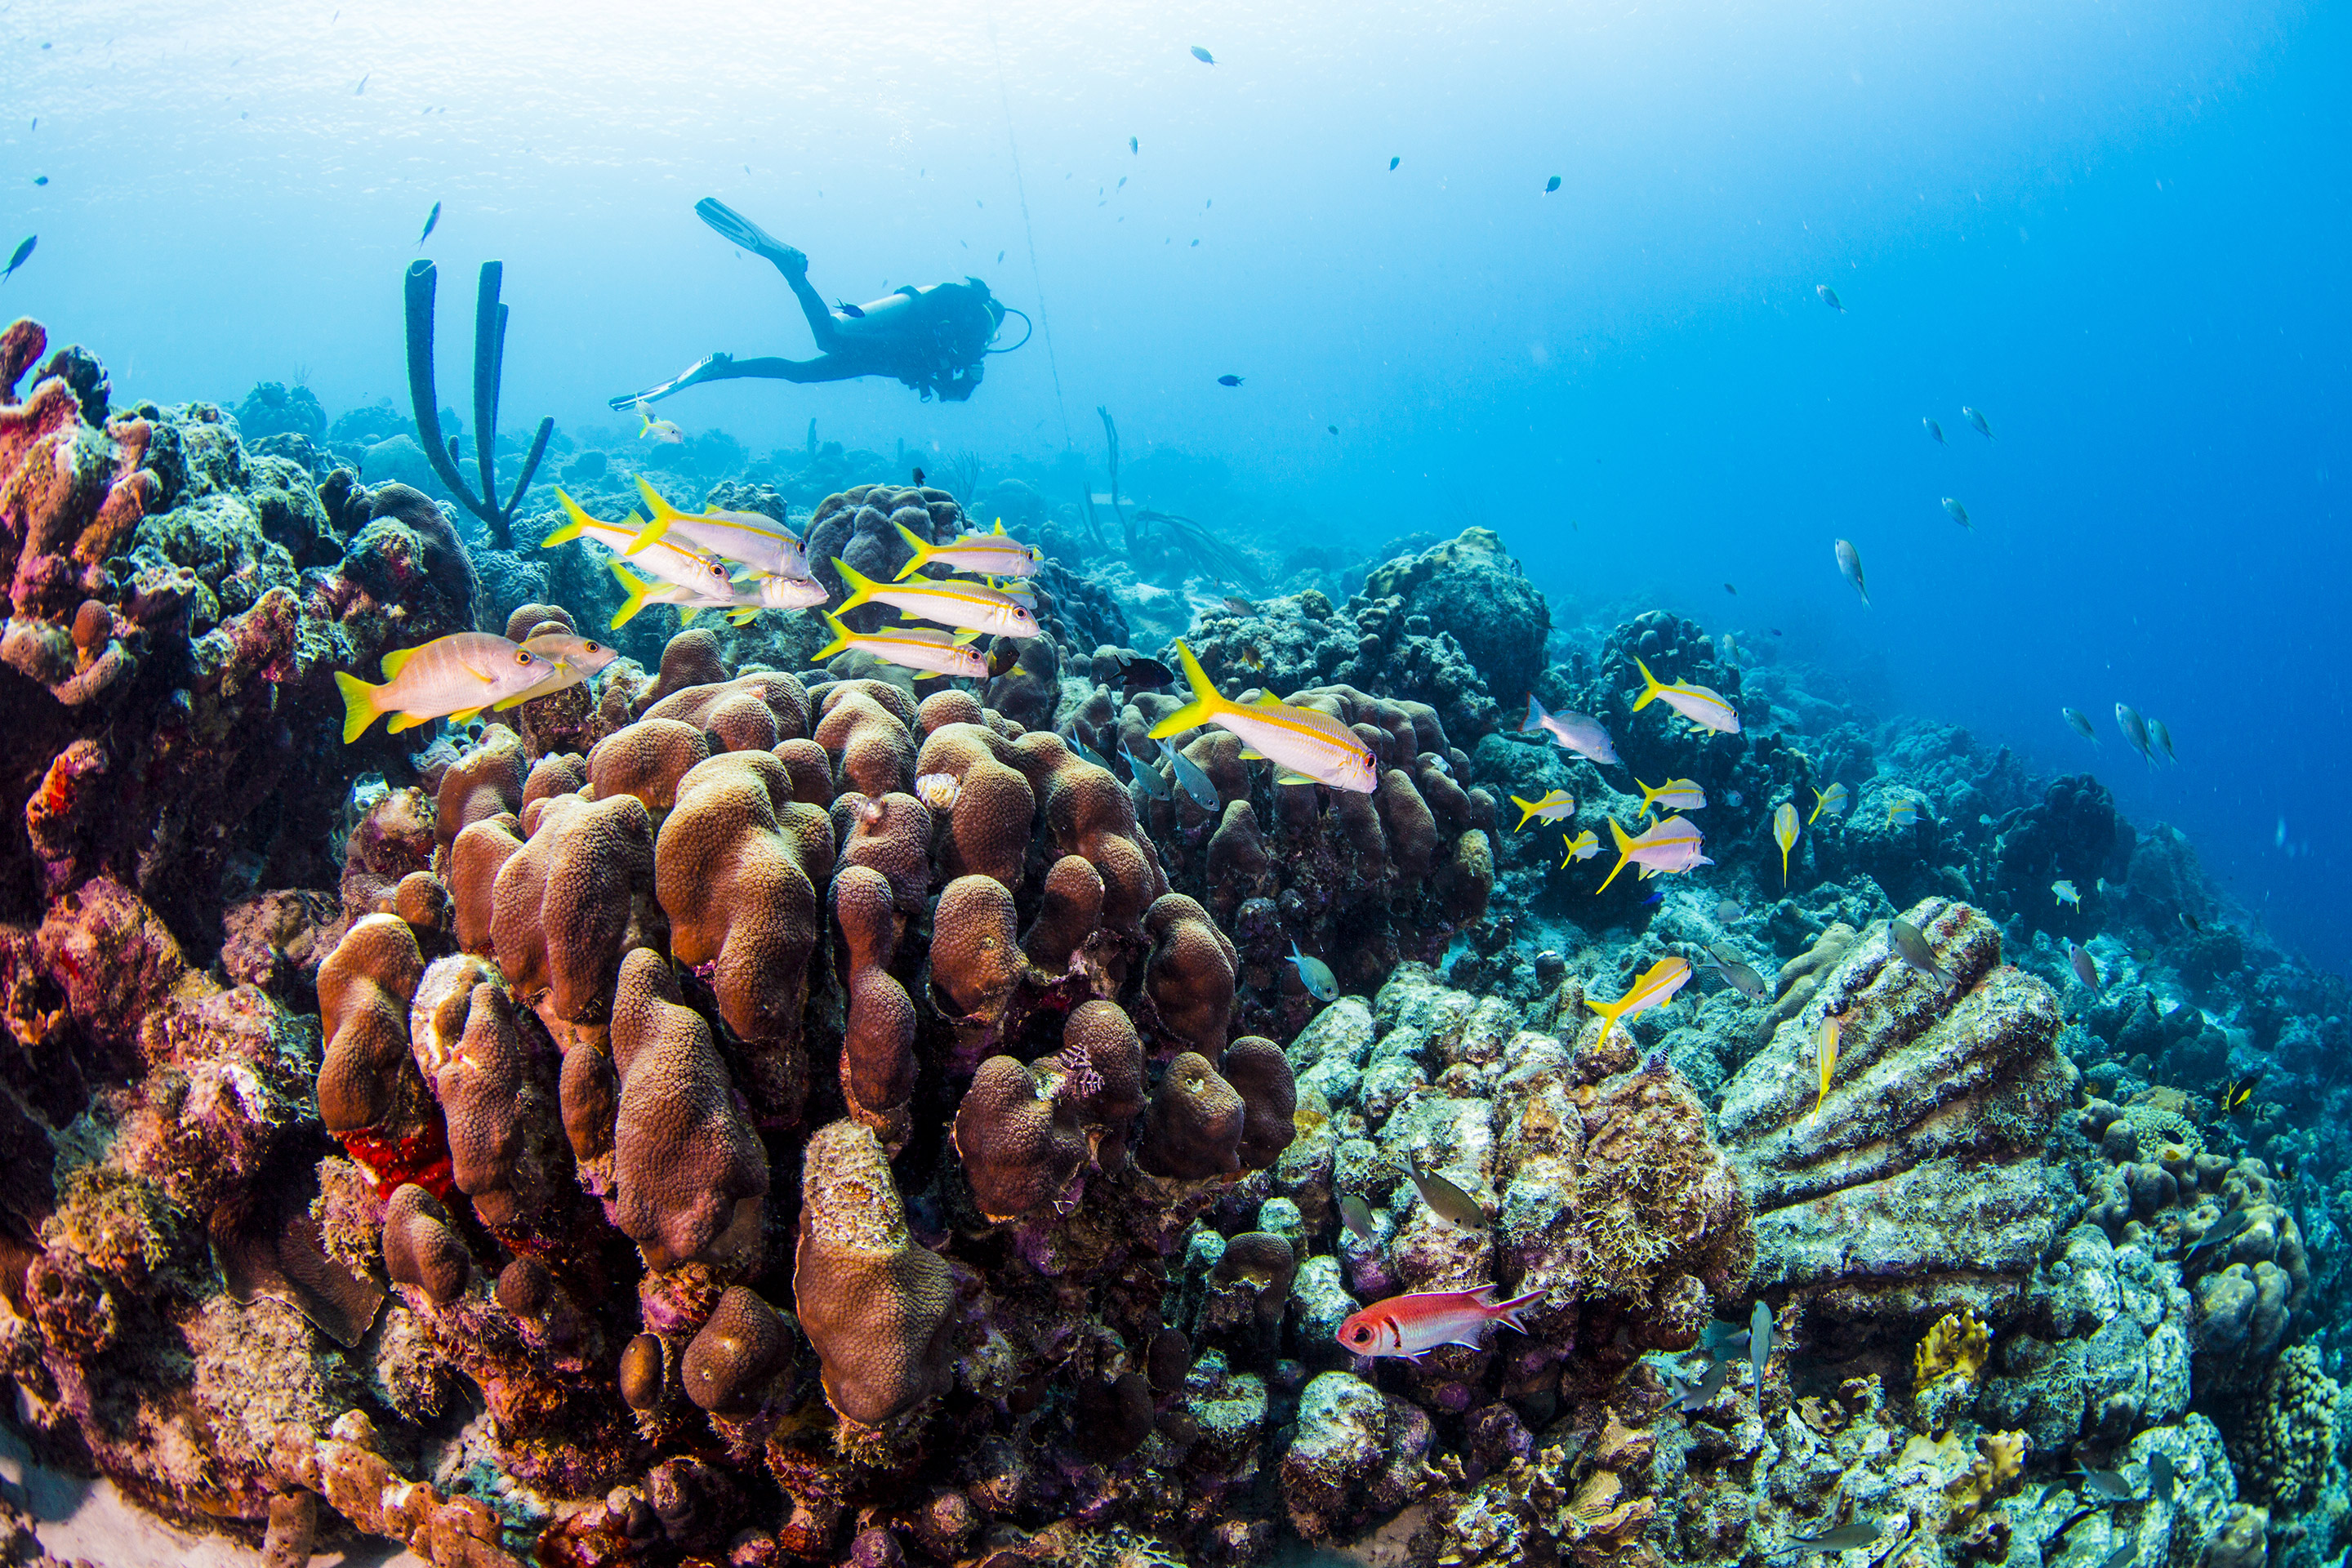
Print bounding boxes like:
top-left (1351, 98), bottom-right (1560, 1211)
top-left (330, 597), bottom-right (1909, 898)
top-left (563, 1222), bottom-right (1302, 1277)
top-left (514, 650), bottom-right (532, 664)
top-left (585, 642), bottom-right (602, 653)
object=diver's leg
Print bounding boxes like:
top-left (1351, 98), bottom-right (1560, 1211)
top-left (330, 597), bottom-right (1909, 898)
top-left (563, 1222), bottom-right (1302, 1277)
top-left (607, 352), bottom-right (739, 412)
top-left (683, 353), bottom-right (871, 386)
top-left (775, 266), bottom-right (852, 354)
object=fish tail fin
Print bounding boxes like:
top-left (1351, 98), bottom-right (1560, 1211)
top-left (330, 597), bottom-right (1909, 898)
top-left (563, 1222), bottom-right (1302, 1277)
top-left (1630, 657), bottom-right (1664, 711)
top-left (608, 559), bottom-right (654, 628)
top-left (1147, 639), bottom-right (1227, 740)
top-left (810, 612), bottom-right (854, 662)
top-left (1509, 794), bottom-right (1539, 832)
top-left (891, 521), bottom-right (937, 581)
top-left (1490, 1289), bottom-right (1545, 1333)
top-left (623, 475), bottom-right (684, 550)
top-left (832, 556), bottom-right (880, 613)
top-left (1807, 790), bottom-right (1824, 826)
top-left (727, 608), bottom-right (758, 626)
top-left (334, 670), bottom-right (383, 743)
top-left (543, 488), bottom-right (595, 547)
top-left (1520, 694), bottom-right (1544, 732)
top-left (1634, 778), bottom-right (1659, 817)
top-left (1592, 817), bottom-right (1637, 894)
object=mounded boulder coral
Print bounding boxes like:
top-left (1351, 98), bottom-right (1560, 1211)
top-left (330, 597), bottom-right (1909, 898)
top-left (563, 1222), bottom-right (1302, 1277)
top-left (1717, 897), bottom-right (2077, 1321)
top-left (792, 1119), bottom-right (957, 1428)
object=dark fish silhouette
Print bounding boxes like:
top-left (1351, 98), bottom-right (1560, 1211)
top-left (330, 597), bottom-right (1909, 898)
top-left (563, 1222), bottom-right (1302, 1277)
top-left (1327, 425), bottom-right (1338, 434)
top-left (1223, 596), bottom-right (1256, 614)
top-left (1338, 1192), bottom-right (1376, 1243)
top-left (32, 176), bottom-right (47, 187)
top-left (2, 235), bottom-right (34, 283)
top-left (1388, 156), bottom-right (1401, 170)
top-left (987, 640), bottom-right (1021, 679)
top-left (416, 200), bottom-right (440, 247)
top-left (1190, 45), bottom-right (1214, 63)
top-left (1130, 136), bottom-right (1139, 154)
top-left (1216, 374), bottom-right (1242, 387)
top-left (1790, 1521), bottom-right (1882, 1552)
top-left (1545, 175), bottom-right (1561, 193)
top-left (835, 301), bottom-right (866, 318)
top-left (1115, 654), bottom-right (1173, 697)
top-left (1723, 582), bottom-right (1736, 595)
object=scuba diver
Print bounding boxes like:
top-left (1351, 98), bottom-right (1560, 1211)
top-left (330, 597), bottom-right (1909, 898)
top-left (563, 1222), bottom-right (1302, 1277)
top-left (608, 198), bottom-right (1027, 411)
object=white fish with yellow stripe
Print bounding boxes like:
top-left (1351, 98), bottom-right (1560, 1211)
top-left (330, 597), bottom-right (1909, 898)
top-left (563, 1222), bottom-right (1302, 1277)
top-left (1593, 814), bottom-right (1713, 893)
top-left (833, 556), bottom-right (1039, 639)
top-left (1632, 657), bottom-right (1740, 734)
top-left (334, 633), bottom-right (556, 742)
top-left (810, 611), bottom-right (987, 679)
top-left (893, 518), bottom-right (1043, 580)
top-left (607, 558), bottom-right (826, 630)
top-left (1585, 956), bottom-right (1691, 1039)
top-left (1148, 639), bottom-right (1378, 793)
top-left (625, 476), bottom-right (810, 577)
top-left (545, 488), bottom-right (739, 607)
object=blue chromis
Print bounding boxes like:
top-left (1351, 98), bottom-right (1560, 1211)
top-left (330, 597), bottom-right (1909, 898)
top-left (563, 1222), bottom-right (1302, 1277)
top-left (334, 633), bottom-right (556, 742)
top-left (1509, 789), bottom-right (1576, 831)
top-left (1159, 737), bottom-right (1219, 808)
top-left (1287, 941), bottom-right (1339, 1002)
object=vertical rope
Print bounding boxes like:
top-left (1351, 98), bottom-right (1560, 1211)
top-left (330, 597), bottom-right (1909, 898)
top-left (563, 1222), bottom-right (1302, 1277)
top-left (988, 17), bottom-right (1072, 449)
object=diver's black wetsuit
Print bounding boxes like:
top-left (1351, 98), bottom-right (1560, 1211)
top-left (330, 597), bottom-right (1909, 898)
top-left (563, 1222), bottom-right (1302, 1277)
top-left (609, 199), bottom-right (1007, 409)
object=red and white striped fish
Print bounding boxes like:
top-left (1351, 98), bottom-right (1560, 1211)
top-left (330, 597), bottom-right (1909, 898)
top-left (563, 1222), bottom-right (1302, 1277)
top-left (1336, 1284), bottom-right (1544, 1361)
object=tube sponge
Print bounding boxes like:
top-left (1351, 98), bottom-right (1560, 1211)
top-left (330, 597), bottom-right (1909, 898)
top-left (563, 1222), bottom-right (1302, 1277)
top-left (793, 1120), bottom-right (956, 1427)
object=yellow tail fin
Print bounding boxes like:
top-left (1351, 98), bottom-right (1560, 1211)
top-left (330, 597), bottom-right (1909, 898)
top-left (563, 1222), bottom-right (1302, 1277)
top-left (1509, 794), bottom-right (1544, 832)
top-left (334, 670), bottom-right (383, 743)
top-left (626, 475), bottom-right (684, 550)
top-left (891, 521), bottom-right (939, 581)
top-left (1629, 657), bottom-right (1666, 712)
top-left (832, 556), bottom-right (882, 614)
top-left (811, 612), bottom-right (855, 662)
top-left (1592, 817), bottom-right (1638, 894)
top-left (608, 559), bottom-right (654, 628)
top-left (544, 488), bottom-right (597, 547)
top-left (1147, 639), bottom-right (1228, 740)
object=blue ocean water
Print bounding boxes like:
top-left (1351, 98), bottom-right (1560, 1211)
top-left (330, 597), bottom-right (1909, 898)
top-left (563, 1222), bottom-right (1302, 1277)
top-left (3, 0), bottom-right (2343, 967)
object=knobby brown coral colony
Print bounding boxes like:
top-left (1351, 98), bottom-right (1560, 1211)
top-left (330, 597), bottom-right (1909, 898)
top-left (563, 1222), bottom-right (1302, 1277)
top-left (2, 320), bottom-right (2348, 1568)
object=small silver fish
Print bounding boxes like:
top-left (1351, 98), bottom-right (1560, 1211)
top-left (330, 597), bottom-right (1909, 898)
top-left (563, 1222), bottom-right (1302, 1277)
top-left (1962, 405), bottom-right (1993, 439)
top-left (1522, 694), bottom-right (1620, 766)
top-left (1406, 1156), bottom-right (1489, 1233)
top-left (1942, 497), bottom-right (1971, 530)
top-left (1702, 951), bottom-right (1768, 1001)
top-left (2114, 703), bottom-right (2153, 763)
top-left (1889, 917), bottom-right (1954, 987)
top-left (2147, 1451), bottom-right (2176, 1504)
top-left (2069, 941), bottom-right (2100, 991)
top-left (1923, 416), bottom-right (1945, 445)
top-left (2064, 707), bottom-right (2099, 743)
top-left (2147, 717), bottom-right (2176, 764)
top-left (1749, 1299), bottom-right (1771, 1396)
top-left (1673, 1356), bottom-right (1734, 1412)
top-left (1790, 1521), bottom-right (1882, 1552)
top-left (1338, 1192), bottom-right (1377, 1244)
top-left (1835, 539), bottom-right (1869, 606)
top-left (1288, 941), bottom-right (1339, 1002)
top-left (2072, 1466), bottom-right (2132, 1501)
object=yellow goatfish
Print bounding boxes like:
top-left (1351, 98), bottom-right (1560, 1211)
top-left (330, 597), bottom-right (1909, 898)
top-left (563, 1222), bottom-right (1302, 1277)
top-left (810, 611), bottom-right (986, 680)
top-left (1149, 639), bottom-right (1379, 793)
top-left (1773, 802), bottom-right (1799, 885)
top-left (334, 633), bottom-right (557, 742)
top-left (1811, 1013), bottom-right (1841, 1121)
top-left (833, 556), bottom-right (1040, 639)
top-left (1632, 657), bottom-right (1740, 734)
top-left (626, 476), bottom-right (809, 577)
top-left (1634, 777), bottom-right (1707, 817)
top-left (1593, 814), bottom-right (1712, 894)
top-left (1561, 829), bottom-right (1599, 866)
top-left (892, 518), bottom-right (1043, 581)
top-left (1585, 957), bottom-right (1691, 1040)
top-left (1808, 782), bottom-right (1849, 825)
top-left (1510, 789), bottom-right (1576, 831)
top-left (545, 489), bottom-right (739, 607)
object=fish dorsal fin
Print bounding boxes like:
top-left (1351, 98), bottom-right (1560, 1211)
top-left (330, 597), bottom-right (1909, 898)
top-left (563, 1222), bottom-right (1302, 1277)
top-left (952, 630), bottom-right (982, 644)
top-left (992, 519), bottom-right (1007, 535)
top-left (380, 644), bottom-right (420, 679)
top-left (1252, 691), bottom-right (1290, 709)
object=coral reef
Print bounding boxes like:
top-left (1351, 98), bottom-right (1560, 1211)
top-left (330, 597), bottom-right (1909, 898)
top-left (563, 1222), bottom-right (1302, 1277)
top-left (4, 314), bottom-right (2350, 1568)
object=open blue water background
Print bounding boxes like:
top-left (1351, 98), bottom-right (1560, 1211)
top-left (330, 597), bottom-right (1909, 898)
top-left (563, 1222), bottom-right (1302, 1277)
top-left (3, 0), bottom-right (2344, 968)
